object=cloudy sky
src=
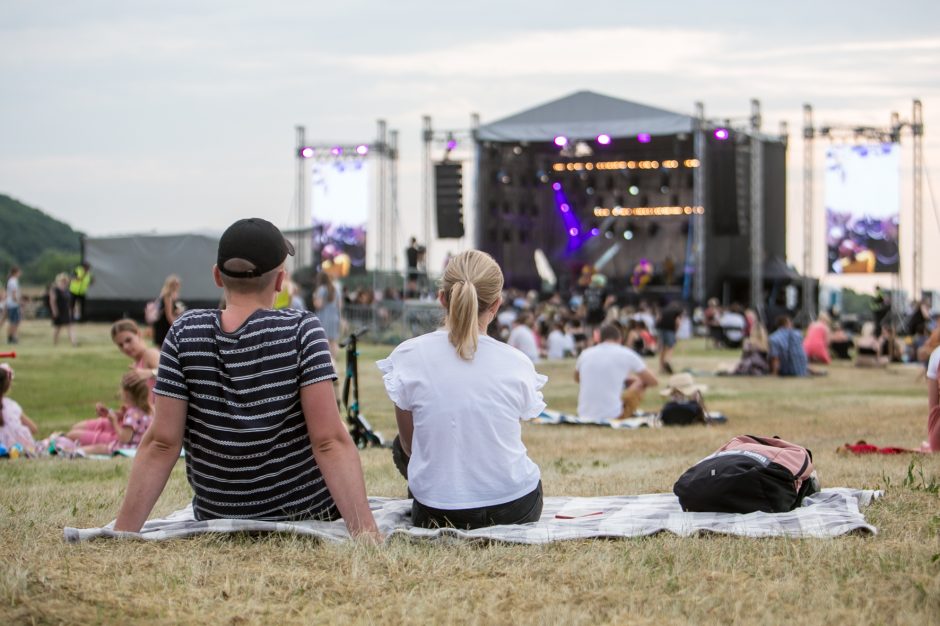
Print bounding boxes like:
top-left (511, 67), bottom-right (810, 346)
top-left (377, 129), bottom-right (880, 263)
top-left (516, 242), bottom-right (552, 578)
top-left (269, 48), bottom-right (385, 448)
top-left (1, 0), bottom-right (938, 284)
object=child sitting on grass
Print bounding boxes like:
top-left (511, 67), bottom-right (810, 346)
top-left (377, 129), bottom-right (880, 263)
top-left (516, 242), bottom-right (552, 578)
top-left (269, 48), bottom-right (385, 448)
top-left (0, 363), bottom-right (40, 453)
top-left (62, 374), bottom-right (153, 455)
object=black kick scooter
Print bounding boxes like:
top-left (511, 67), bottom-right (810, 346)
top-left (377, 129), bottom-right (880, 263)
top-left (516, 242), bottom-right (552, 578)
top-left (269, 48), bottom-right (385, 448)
top-left (340, 327), bottom-right (388, 449)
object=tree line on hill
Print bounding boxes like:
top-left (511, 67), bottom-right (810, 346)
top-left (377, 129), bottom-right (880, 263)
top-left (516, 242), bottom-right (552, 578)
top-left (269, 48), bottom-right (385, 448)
top-left (0, 193), bottom-right (82, 286)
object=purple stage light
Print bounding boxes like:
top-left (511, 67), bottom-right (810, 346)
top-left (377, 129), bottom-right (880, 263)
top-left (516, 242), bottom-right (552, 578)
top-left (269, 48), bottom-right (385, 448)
top-left (300, 147), bottom-right (314, 158)
top-left (637, 133), bottom-right (651, 144)
top-left (554, 136), bottom-right (568, 147)
top-left (714, 128), bottom-right (730, 140)
top-left (356, 144), bottom-right (369, 155)
top-left (446, 138), bottom-right (458, 151)
top-left (552, 182), bottom-right (562, 191)
top-left (590, 228), bottom-right (600, 236)
top-left (596, 134), bottom-right (612, 146)
top-left (330, 146), bottom-right (343, 156)
top-left (569, 227), bottom-right (579, 237)
top-left (560, 203), bottom-right (570, 213)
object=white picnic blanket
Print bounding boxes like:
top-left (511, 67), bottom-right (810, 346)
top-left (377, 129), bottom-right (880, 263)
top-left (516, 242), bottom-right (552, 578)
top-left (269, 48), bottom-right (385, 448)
top-left (532, 409), bottom-right (661, 429)
top-left (64, 489), bottom-right (880, 544)
top-left (532, 409), bottom-right (727, 428)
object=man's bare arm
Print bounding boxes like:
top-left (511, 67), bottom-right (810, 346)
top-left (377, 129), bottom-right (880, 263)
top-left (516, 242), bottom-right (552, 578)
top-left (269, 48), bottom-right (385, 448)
top-left (301, 381), bottom-right (380, 540)
top-left (637, 369), bottom-right (658, 389)
top-left (113, 395), bottom-right (186, 532)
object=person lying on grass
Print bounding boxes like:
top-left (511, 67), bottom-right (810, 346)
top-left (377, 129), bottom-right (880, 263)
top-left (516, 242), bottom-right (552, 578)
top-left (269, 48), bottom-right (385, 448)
top-left (111, 218), bottom-right (379, 540)
top-left (381, 250), bottom-right (546, 530)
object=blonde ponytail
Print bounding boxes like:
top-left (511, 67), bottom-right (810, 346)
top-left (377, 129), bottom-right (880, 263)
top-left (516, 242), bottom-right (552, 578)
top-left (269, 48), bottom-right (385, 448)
top-left (440, 250), bottom-right (503, 360)
top-left (448, 280), bottom-right (479, 360)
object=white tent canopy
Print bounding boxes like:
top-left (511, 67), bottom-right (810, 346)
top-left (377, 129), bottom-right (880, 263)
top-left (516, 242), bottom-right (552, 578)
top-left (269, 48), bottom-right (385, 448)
top-left (476, 90), bottom-right (694, 143)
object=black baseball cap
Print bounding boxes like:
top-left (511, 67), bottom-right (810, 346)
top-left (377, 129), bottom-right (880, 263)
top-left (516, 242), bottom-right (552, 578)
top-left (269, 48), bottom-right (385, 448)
top-left (217, 218), bottom-right (295, 278)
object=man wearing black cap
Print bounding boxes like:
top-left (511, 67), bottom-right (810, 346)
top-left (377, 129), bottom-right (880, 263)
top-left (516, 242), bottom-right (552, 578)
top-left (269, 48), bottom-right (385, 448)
top-left (113, 218), bottom-right (380, 540)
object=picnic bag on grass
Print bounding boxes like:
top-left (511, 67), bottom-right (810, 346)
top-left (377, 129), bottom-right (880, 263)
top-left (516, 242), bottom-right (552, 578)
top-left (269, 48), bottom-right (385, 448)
top-left (673, 435), bottom-right (820, 513)
top-left (660, 400), bottom-right (706, 426)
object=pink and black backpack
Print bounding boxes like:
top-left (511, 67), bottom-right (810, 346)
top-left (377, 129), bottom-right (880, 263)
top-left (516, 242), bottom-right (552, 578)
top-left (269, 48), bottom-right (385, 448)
top-left (673, 435), bottom-right (820, 513)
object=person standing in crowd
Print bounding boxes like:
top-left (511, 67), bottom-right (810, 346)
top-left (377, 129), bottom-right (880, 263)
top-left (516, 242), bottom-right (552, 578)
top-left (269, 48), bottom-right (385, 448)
top-left (379, 249), bottom-right (545, 529)
top-left (69, 262), bottom-right (93, 322)
top-left (656, 300), bottom-right (682, 374)
top-left (49, 273), bottom-right (76, 346)
top-left (111, 217), bottom-right (379, 538)
top-left (871, 285), bottom-right (891, 339)
top-left (152, 274), bottom-right (181, 347)
top-left (576, 323), bottom-right (658, 421)
top-left (405, 237), bottom-right (421, 298)
top-left (508, 312), bottom-right (540, 363)
top-left (5, 266), bottom-right (22, 344)
top-left (312, 271), bottom-right (342, 364)
top-left (768, 316), bottom-right (809, 377)
top-left (583, 274), bottom-right (607, 343)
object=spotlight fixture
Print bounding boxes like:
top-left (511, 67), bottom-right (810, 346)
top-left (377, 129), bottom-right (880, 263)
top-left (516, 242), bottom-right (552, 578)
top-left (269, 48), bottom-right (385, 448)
top-left (623, 229), bottom-right (634, 241)
top-left (628, 185), bottom-right (640, 196)
top-left (713, 128), bottom-right (730, 141)
top-left (330, 146), bottom-right (343, 156)
top-left (637, 133), bottom-right (651, 144)
top-left (596, 134), bottom-right (612, 146)
top-left (554, 136), bottom-right (569, 147)
top-left (569, 227), bottom-right (579, 236)
top-left (552, 182), bottom-right (562, 191)
top-left (299, 147), bottom-right (314, 158)
top-left (590, 227), bottom-right (600, 236)
top-left (355, 144), bottom-right (369, 155)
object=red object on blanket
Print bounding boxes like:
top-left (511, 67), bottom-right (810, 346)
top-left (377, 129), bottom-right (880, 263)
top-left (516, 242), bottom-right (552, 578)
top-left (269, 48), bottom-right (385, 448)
top-left (840, 441), bottom-right (919, 455)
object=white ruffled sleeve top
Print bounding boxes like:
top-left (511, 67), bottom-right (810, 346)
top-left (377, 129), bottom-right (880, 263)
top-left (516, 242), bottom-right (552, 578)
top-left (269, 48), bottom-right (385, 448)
top-left (377, 330), bottom-right (546, 509)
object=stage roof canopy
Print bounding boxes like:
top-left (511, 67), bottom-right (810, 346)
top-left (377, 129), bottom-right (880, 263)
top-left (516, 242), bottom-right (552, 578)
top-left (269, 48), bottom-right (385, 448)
top-left (477, 90), bottom-right (694, 143)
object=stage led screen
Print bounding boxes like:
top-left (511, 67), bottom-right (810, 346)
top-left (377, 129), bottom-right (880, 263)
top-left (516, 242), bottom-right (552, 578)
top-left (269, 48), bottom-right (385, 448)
top-left (311, 158), bottom-right (370, 275)
top-left (825, 143), bottom-right (900, 274)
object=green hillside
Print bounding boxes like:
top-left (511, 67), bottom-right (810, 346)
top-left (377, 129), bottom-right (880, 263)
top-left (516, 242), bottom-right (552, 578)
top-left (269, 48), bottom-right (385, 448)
top-left (0, 193), bottom-right (82, 285)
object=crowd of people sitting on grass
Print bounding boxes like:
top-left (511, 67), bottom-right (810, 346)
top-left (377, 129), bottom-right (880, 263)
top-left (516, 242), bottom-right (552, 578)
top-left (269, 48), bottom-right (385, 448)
top-left (1, 219), bottom-right (938, 540)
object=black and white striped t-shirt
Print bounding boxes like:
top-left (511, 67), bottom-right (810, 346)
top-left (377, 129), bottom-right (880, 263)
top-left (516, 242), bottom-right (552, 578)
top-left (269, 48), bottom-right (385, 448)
top-left (154, 308), bottom-right (338, 521)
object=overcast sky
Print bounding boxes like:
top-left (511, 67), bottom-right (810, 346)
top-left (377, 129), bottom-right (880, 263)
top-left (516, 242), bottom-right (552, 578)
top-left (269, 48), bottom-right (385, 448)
top-left (2, 0), bottom-right (938, 282)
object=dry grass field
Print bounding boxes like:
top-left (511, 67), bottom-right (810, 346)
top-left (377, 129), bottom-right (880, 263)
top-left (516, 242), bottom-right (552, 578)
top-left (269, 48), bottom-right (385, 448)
top-left (1, 319), bottom-right (938, 625)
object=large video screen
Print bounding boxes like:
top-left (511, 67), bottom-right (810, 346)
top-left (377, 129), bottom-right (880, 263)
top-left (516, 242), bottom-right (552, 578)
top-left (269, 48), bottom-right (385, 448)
top-left (825, 143), bottom-right (900, 274)
top-left (311, 158), bottom-right (370, 276)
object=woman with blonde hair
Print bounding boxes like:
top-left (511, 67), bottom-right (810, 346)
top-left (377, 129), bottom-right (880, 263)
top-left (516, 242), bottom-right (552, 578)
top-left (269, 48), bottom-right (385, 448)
top-left (378, 250), bottom-right (545, 529)
top-left (152, 274), bottom-right (181, 347)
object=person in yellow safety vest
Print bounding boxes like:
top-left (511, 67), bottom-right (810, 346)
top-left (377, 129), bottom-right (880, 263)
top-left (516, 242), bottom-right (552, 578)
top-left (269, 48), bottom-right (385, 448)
top-left (69, 262), bottom-right (93, 322)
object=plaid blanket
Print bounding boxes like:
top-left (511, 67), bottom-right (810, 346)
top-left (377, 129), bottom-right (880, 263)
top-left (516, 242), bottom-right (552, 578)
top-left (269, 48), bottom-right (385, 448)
top-left (532, 409), bottom-right (726, 429)
top-left (64, 489), bottom-right (880, 544)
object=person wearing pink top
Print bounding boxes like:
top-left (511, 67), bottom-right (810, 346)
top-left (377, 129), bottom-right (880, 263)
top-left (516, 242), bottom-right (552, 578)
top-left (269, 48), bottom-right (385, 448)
top-left (803, 312), bottom-right (832, 365)
top-left (925, 346), bottom-right (940, 453)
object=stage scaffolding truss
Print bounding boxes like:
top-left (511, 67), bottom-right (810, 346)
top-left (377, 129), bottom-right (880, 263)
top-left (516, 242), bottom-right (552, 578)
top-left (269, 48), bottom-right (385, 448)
top-left (294, 122), bottom-right (400, 283)
top-left (801, 100), bottom-right (924, 321)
